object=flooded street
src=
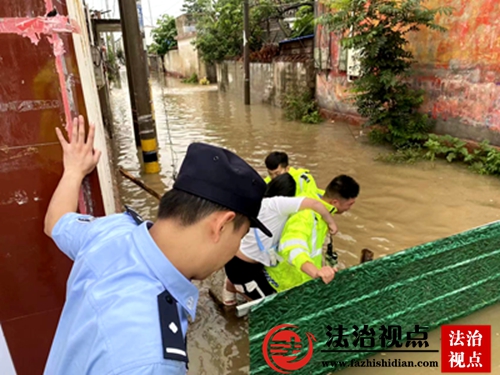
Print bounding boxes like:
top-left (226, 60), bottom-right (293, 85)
top-left (109, 71), bottom-right (500, 374)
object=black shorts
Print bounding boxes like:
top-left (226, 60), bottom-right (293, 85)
top-left (224, 256), bottom-right (276, 300)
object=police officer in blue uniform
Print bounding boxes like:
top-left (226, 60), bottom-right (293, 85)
top-left (43, 116), bottom-right (271, 375)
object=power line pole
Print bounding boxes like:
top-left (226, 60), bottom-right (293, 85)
top-left (118, 0), bottom-right (160, 174)
top-left (243, 0), bottom-right (250, 105)
top-left (121, 13), bottom-right (141, 147)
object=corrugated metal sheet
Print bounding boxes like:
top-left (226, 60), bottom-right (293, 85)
top-left (249, 220), bottom-right (500, 374)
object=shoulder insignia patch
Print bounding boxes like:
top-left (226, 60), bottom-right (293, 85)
top-left (125, 205), bottom-right (144, 225)
top-left (77, 216), bottom-right (95, 223)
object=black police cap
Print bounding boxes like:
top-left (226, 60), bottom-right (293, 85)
top-left (173, 142), bottom-right (272, 237)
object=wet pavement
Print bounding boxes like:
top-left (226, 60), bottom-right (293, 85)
top-left (109, 70), bottom-right (500, 374)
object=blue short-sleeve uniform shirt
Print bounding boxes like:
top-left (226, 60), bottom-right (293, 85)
top-left (43, 211), bottom-right (199, 375)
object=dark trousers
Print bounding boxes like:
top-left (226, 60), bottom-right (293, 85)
top-left (224, 256), bottom-right (276, 300)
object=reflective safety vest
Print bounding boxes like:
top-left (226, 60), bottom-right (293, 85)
top-left (264, 167), bottom-right (319, 196)
top-left (264, 196), bottom-right (337, 292)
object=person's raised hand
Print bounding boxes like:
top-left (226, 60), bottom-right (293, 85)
top-left (56, 115), bottom-right (101, 179)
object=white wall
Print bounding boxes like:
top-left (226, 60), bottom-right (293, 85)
top-left (163, 36), bottom-right (201, 78)
top-left (144, 26), bottom-right (154, 48)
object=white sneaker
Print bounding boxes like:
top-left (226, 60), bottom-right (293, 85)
top-left (222, 277), bottom-right (237, 306)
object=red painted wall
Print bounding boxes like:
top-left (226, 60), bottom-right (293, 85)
top-left (0, 0), bottom-right (105, 374)
top-left (315, 0), bottom-right (500, 138)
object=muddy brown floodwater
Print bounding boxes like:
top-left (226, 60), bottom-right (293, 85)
top-left (109, 71), bottom-right (500, 374)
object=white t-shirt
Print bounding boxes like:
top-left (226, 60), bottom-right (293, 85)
top-left (240, 196), bottom-right (305, 266)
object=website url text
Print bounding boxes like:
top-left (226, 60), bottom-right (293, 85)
top-left (322, 359), bottom-right (439, 368)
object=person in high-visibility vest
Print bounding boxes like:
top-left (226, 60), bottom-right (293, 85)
top-left (264, 175), bottom-right (360, 293)
top-left (222, 173), bottom-right (338, 304)
top-left (264, 151), bottom-right (318, 196)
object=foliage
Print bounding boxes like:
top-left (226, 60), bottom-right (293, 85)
top-left (423, 134), bottom-right (468, 163)
top-left (181, 0), bottom-right (313, 64)
top-left (282, 86), bottom-right (323, 124)
top-left (320, 0), bottom-right (452, 149)
top-left (116, 48), bottom-right (125, 65)
top-left (378, 134), bottom-right (500, 177)
top-left (302, 110), bottom-right (323, 124)
top-left (182, 73), bottom-right (199, 84)
top-left (182, 0), bottom-right (212, 15)
top-left (182, 0), bottom-right (255, 64)
top-left (105, 41), bottom-right (120, 84)
top-left (149, 15), bottom-right (178, 56)
top-left (290, 5), bottom-right (315, 38)
top-left (424, 135), bottom-right (500, 175)
top-left (467, 141), bottom-right (500, 175)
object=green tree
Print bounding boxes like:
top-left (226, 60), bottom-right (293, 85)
top-left (183, 0), bottom-right (258, 64)
top-left (320, 0), bottom-right (452, 149)
top-left (149, 15), bottom-right (178, 56)
top-left (181, 0), bottom-right (302, 64)
top-left (290, 5), bottom-right (315, 38)
top-left (195, 0), bottom-right (245, 63)
top-left (182, 0), bottom-right (212, 15)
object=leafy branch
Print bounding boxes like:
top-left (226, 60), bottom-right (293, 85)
top-left (319, 0), bottom-right (453, 149)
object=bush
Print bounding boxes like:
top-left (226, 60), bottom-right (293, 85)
top-left (105, 48), bottom-right (120, 84)
top-left (377, 134), bottom-right (500, 177)
top-left (182, 73), bottom-right (199, 84)
top-left (183, 0), bottom-right (268, 64)
top-left (320, 0), bottom-right (452, 149)
top-left (282, 86), bottom-right (323, 124)
top-left (149, 15), bottom-right (177, 56)
top-left (424, 135), bottom-right (500, 176)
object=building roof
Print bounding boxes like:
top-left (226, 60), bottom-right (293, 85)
top-left (278, 34), bottom-right (314, 45)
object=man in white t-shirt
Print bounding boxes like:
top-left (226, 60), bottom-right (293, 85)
top-left (223, 173), bottom-right (337, 303)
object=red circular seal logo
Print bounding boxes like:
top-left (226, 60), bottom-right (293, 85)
top-left (262, 324), bottom-right (317, 374)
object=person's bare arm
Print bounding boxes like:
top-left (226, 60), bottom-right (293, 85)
top-left (299, 198), bottom-right (338, 235)
top-left (44, 116), bottom-right (101, 237)
top-left (300, 261), bottom-right (337, 284)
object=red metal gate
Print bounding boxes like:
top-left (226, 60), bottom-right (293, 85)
top-left (0, 0), bottom-right (106, 373)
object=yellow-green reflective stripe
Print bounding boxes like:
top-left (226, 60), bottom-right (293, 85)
top-left (280, 239), bottom-right (308, 251)
top-left (311, 211), bottom-right (317, 252)
top-left (312, 248), bottom-right (323, 257)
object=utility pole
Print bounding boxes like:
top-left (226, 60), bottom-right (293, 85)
top-left (243, 0), bottom-right (250, 105)
top-left (118, 0), bottom-right (160, 174)
top-left (119, 3), bottom-right (140, 147)
top-left (136, 0), bottom-right (156, 125)
top-left (136, 0), bottom-right (148, 54)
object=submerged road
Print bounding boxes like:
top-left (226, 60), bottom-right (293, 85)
top-left (109, 71), bottom-right (500, 374)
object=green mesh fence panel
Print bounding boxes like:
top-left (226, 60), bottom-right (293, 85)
top-left (249, 220), bottom-right (500, 374)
